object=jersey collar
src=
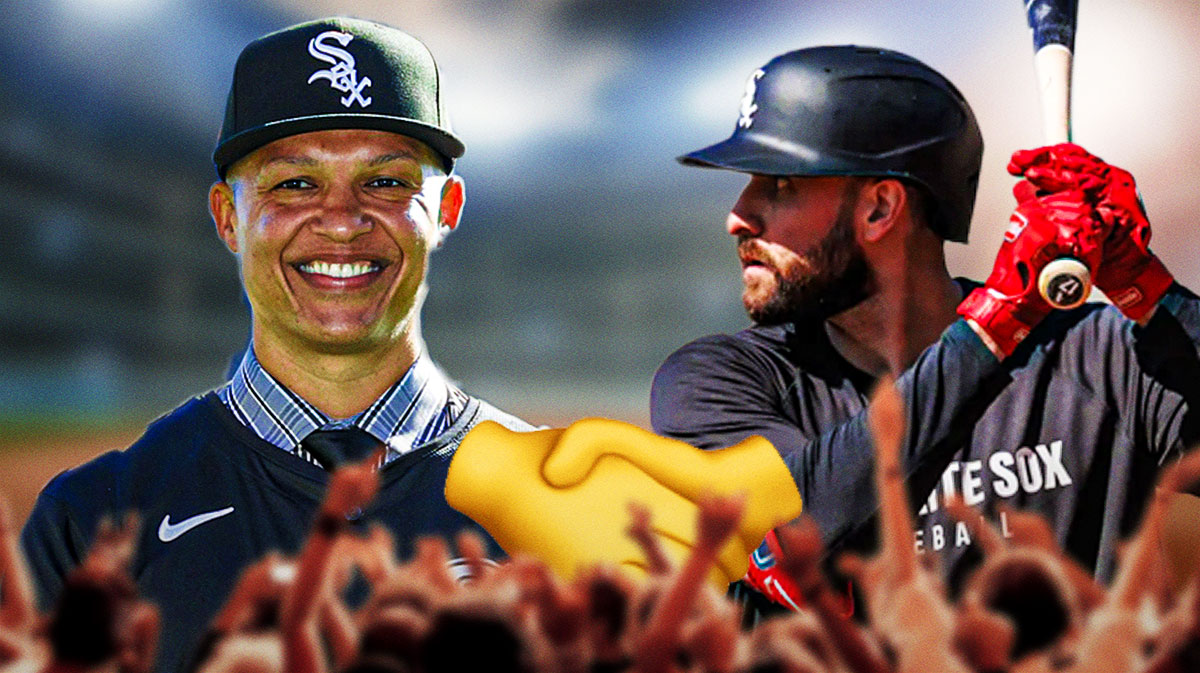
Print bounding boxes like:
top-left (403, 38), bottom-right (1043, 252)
top-left (219, 344), bottom-right (453, 465)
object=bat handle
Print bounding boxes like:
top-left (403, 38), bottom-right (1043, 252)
top-left (1038, 257), bottom-right (1091, 309)
top-left (1034, 41), bottom-right (1086, 308)
top-left (1034, 42), bottom-right (1073, 143)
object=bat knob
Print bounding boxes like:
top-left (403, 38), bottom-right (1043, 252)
top-left (1038, 257), bottom-right (1091, 309)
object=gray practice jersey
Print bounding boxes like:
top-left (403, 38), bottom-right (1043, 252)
top-left (651, 281), bottom-right (1200, 587)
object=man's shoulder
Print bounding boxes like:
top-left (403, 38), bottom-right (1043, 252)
top-left (653, 324), bottom-right (821, 397)
top-left (37, 393), bottom-right (225, 509)
top-left (420, 392), bottom-right (535, 454)
top-left (651, 325), bottom-right (817, 447)
top-left (651, 325), bottom-right (804, 418)
top-left (468, 397), bottom-right (535, 433)
top-left (660, 324), bottom-right (794, 371)
top-left (135, 391), bottom-right (227, 449)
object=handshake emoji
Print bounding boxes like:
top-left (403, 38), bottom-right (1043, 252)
top-left (445, 419), bottom-right (803, 589)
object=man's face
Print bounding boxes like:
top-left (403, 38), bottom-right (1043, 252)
top-left (728, 175), bottom-right (874, 325)
top-left (210, 129), bottom-right (462, 355)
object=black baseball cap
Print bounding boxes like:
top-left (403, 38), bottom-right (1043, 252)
top-left (213, 17), bottom-right (464, 178)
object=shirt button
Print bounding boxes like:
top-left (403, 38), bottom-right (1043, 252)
top-left (346, 507), bottom-right (363, 522)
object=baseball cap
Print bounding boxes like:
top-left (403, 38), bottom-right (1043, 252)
top-left (213, 17), bottom-right (463, 178)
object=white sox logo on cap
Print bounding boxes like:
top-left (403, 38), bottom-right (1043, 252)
top-left (307, 30), bottom-right (372, 108)
top-left (737, 69), bottom-right (765, 129)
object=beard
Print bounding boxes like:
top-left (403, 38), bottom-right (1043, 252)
top-left (740, 195), bottom-right (876, 326)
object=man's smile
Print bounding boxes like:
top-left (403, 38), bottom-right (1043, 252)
top-left (290, 257), bottom-right (391, 290)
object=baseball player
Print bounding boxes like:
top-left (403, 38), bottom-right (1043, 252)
top-left (650, 46), bottom-right (1199, 610)
top-left (21, 17), bottom-right (531, 672)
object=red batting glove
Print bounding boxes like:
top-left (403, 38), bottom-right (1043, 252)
top-left (1009, 144), bottom-right (1174, 321)
top-left (1093, 173), bottom-right (1174, 320)
top-left (1008, 143), bottom-right (1108, 197)
top-left (958, 191), bottom-right (1105, 357)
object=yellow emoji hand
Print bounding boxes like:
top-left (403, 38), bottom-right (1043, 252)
top-left (445, 418), bottom-right (802, 590)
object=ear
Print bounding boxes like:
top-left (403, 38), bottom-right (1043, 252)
top-left (209, 181), bottom-right (240, 254)
top-left (437, 175), bottom-right (465, 233)
top-left (857, 179), bottom-right (908, 243)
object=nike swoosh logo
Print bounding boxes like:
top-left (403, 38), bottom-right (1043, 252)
top-left (157, 506), bottom-right (235, 542)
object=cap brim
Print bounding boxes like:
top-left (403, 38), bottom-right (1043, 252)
top-left (213, 113), bottom-right (465, 178)
top-left (678, 132), bottom-right (874, 178)
top-left (677, 133), bottom-right (806, 175)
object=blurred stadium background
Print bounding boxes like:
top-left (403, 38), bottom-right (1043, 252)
top-left (2, 0), bottom-right (1199, 519)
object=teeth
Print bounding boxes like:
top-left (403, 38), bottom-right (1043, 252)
top-left (298, 261), bottom-right (379, 278)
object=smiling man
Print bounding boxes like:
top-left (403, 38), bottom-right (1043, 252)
top-left (21, 17), bottom-right (530, 672)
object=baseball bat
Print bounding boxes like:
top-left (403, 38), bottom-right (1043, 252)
top-left (1022, 0), bottom-right (1091, 310)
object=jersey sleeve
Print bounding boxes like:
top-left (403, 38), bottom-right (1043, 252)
top-left (1156, 283), bottom-right (1200, 346)
top-left (20, 485), bottom-right (90, 610)
top-left (1125, 283), bottom-right (1200, 458)
top-left (652, 320), bottom-right (1001, 550)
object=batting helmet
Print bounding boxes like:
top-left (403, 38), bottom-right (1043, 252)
top-left (679, 46), bottom-right (983, 243)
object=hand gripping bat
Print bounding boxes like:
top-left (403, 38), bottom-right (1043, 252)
top-left (1022, 0), bottom-right (1090, 310)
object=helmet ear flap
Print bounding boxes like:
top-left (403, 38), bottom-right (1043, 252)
top-left (678, 45), bottom-right (984, 244)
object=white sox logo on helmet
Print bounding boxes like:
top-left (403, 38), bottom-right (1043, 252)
top-left (307, 30), bottom-right (372, 108)
top-left (737, 69), bottom-right (765, 129)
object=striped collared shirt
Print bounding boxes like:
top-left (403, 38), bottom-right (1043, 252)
top-left (217, 346), bottom-right (467, 468)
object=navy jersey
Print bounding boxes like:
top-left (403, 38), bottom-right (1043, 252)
top-left (22, 392), bottom-right (531, 673)
top-left (652, 282), bottom-right (1200, 588)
